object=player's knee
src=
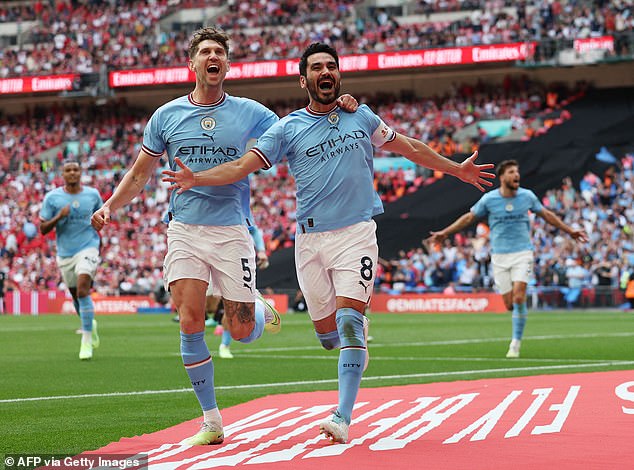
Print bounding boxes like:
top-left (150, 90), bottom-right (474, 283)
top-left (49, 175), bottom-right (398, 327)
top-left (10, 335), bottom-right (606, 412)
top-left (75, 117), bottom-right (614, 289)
top-left (227, 323), bottom-right (253, 341)
top-left (335, 308), bottom-right (364, 348)
top-left (76, 286), bottom-right (91, 298)
top-left (180, 318), bottom-right (204, 335)
top-left (316, 330), bottom-right (340, 350)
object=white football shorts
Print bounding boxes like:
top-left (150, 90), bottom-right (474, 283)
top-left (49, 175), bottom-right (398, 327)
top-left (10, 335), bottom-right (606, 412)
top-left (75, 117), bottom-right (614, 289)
top-left (491, 250), bottom-right (534, 294)
top-left (57, 247), bottom-right (100, 288)
top-left (295, 219), bottom-right (378, 321)
top-left (164, 221), bottom-right (256, 303)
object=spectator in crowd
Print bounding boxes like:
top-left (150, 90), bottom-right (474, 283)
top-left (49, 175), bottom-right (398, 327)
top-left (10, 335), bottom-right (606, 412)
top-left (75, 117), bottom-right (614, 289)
top-left (593, 260), bottom-right (618, 307)
top-left (625, 269), bottom-right (634, 310)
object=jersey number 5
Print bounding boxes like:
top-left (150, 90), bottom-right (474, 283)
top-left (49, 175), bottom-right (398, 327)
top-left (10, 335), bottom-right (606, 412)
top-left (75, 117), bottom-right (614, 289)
top-left (241, 258), bottom-right (252, 289)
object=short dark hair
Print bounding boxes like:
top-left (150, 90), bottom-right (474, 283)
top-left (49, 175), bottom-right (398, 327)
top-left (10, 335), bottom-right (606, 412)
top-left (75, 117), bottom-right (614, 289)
top-left (299, 43), bottom-right (339, 77)
top-left (62, 159), bottom-right (80, 168)
top-left (188, 26), bottom-right (230, 59)
top-left (496, 159), bottom-right (518, 177)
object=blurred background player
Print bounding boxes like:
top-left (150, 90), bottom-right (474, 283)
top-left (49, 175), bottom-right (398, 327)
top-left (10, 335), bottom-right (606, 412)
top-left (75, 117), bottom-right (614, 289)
top-left (428, 159), bottom-right (588, 358)
top-left (40, 160), bottom-right (103, 360)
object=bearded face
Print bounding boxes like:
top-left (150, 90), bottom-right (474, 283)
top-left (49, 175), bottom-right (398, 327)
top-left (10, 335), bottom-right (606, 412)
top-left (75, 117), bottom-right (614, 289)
top-left (303, 52), bottom-right (341, 106)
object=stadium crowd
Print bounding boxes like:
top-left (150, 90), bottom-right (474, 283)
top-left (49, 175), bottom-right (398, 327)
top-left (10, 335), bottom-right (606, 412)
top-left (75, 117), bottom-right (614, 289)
top-left (0, 77), bottom-right (585, 296)
top-left (1, 0), bottom-right (632, 77)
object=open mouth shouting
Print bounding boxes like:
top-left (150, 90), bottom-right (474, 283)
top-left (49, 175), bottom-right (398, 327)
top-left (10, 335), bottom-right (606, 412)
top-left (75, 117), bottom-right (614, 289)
top-left (318, 78), bottom-right (335, 91)
top-left (206, 64), bottom-right (221, 74)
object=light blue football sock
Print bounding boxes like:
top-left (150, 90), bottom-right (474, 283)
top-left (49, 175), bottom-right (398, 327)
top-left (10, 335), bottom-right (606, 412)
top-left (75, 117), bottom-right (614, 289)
top-left (221, 329), bottom-right (232, 347)
top-left (336, 308), bottom-right (366, 425)
top-left (181, 331), bottom-right (217, 411)
top-left (316, 330), bottom-right (340, 350)
top-left (238, 301), bottom-right (263, 344)
top-left (512, 302), bottom-right (528, 340)
top-left (77, 296), bottom-right (94, 332)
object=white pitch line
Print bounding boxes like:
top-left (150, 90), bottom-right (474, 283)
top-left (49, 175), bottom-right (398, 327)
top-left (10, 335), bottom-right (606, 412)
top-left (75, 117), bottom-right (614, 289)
top-left (2, 360), bottom-right (633, 404)
top-left (238, 331), bottom-right (634, 353)
top-left (230, 354), bottom-right (613, 363)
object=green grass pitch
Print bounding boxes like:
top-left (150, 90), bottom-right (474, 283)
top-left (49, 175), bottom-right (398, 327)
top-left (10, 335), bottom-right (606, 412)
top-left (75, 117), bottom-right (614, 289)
top-left (1, 310), bottom-right (633, 455)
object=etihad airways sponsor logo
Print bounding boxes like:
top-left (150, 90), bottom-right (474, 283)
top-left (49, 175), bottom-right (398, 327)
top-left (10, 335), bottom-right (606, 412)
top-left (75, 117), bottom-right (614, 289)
top-left (306, 130), bottom-right (368, 159)
top-left (176, 145), bottom-right (239, 158)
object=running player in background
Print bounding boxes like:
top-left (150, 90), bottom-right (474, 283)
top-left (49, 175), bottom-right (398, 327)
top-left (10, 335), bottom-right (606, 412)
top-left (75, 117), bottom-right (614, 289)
top-left (40, 160), bottom-right (102, 360)
top-left (428, 159), bottom-right (588, 358)
top-left (162, 42), bottom-right (495, 444)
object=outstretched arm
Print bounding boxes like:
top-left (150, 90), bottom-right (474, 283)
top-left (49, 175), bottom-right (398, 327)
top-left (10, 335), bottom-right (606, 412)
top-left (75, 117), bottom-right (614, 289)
top-left (162, 151), bottom-right (264, 194)
top-left (537, 207), bottom-right (588, 243)
top-left (380, 134), bottom-right (495, 191)
top-left (91, 150), bottom-right (158, 230)
top-left (427, 211), bottom-right (478, 246)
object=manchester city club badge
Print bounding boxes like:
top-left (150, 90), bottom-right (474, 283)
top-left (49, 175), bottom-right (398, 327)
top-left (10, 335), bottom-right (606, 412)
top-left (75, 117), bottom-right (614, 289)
top-left (200, 116), bottom-right (216, 131)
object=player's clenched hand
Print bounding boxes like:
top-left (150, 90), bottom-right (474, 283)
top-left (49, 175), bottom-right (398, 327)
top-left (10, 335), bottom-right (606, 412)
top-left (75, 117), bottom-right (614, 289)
top-left (162, 157), bottom-right (195, 194)
top-left (456, 151), bottom-right (496, 192)
top-left (58, 204), bottom-right (71, 218)
top-left (91, 206), bottom-right (111, 231)
top-left (337, 94), bottom-right (358, 113)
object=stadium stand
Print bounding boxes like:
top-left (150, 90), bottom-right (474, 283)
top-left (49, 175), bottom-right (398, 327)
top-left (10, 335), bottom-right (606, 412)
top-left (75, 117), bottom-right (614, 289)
top-left (1, 1), bottom-right (632, 76)
top-left (0, 74), bottom-right (580, 292)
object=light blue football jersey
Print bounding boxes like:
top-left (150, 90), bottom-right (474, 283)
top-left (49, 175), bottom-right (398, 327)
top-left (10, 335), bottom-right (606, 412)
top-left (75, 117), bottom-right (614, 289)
top-left (471, 187), bottom-right (544, 254)
top-left (252, 104), bottom-right (392, 233)
top-left (143, 93), bottom-right (278, 226)
top-left (40, 186), bottom-right (103, 257)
